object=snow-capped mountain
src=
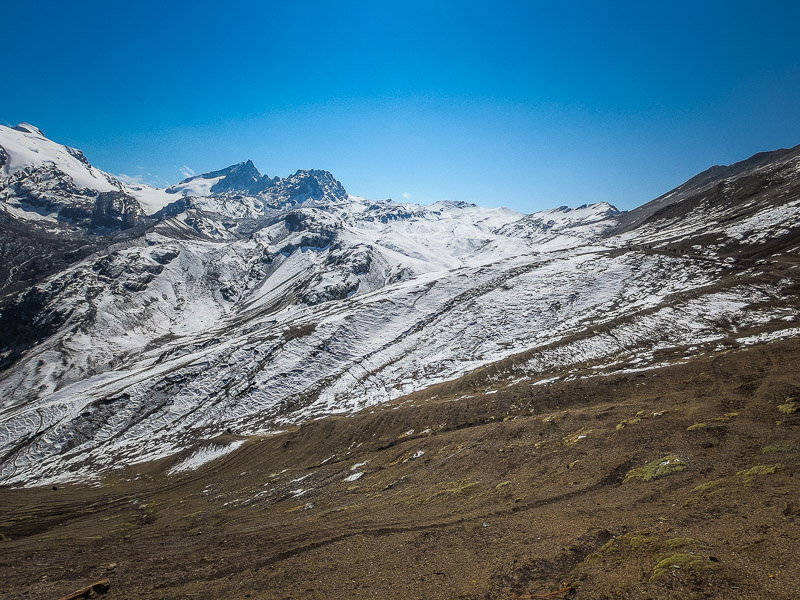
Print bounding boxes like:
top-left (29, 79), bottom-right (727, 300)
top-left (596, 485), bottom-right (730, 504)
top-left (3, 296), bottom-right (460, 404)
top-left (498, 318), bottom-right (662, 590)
top-left (1, 123), bottom-right (799, 486)
top-left (0, 123), bottom-right (176, 230)
top-left (167, 160), bottom-right (269, 197)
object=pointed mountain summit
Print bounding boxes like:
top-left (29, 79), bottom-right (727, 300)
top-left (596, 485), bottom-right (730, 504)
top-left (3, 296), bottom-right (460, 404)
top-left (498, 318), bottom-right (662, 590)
top-left (207, 159), bottom-right (266, 194)
top-left (167, 160), bottom-right (273, 196)
top-left (166, 162), bottom-right (348, 205)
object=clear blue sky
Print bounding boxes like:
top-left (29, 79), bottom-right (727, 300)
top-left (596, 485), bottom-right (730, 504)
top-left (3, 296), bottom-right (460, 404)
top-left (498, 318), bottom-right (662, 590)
top-left (4, 0), bottom-right (800, 212)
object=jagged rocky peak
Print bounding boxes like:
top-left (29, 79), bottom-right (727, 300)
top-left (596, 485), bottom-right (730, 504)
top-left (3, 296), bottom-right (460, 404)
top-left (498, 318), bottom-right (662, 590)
top-left (271, 169), bottom-right (349, 205)
top-left (165, 161), bottom-right (348, 206)
top-left (430, 200), bottom-right (477, 210)
top-left (208, 160), bottom-right (272, 194)
top-left (167, 160), bottom-right (271, 196)
top-left (543, 202), bottom-right (620, 217)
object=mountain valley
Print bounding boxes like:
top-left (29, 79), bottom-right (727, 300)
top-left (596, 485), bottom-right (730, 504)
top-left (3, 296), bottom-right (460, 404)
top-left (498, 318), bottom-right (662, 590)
top-left (1, 123), bottom-right (799, 599)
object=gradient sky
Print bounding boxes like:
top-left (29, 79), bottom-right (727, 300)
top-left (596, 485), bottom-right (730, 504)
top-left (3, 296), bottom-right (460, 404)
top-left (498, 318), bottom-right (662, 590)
top-left (4, 0), bottom-right (800, 212)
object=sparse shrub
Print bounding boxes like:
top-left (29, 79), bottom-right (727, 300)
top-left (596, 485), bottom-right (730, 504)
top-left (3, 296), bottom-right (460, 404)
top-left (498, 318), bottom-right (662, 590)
top-left (624, 455), bottom-right (686, 483)
top-left (736, 464), bottom-right (781, 479)
top-left (762, 444), bottom-right (794, 454)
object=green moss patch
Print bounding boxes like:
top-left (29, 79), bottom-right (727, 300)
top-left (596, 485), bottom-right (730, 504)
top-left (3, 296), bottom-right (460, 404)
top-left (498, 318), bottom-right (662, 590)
top-left (736, 464), bottom-right (781, 479)
top-left (616, 417), bottom-right (640, 430)
top-left (778, 401), bottom-right (798, 414)
top-left (693, 479), bottom-right (724, 494)
top-left (585, 531), bottom-right (713, 577)
top-left (563, 427), bottom-right (591, 445)
top-left (686, 413), bottom-right (738, 431)
top-left (650, 553), bottom-right (720, 582)
top-left (624, 455), bottom-right (687, 483)
top-left (585, 531), bottom-right (661, 563)
top-left (762, 444), bottom-right (795, 454)
top-left (616, 410), bottom-right (646, 430)
top-left (615, 410), bottom-right (666, 430)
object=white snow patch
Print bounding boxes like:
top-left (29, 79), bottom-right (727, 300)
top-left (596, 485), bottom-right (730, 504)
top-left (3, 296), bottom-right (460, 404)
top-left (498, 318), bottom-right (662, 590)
top-left (736, 327), bottom-right (800, 346)
top-left (167, 440), bottom-right (245, 475)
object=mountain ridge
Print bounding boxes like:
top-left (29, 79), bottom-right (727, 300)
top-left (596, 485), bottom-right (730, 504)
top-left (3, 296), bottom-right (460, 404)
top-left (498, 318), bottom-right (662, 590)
top-left (1, 123), bottom-right (799, 487)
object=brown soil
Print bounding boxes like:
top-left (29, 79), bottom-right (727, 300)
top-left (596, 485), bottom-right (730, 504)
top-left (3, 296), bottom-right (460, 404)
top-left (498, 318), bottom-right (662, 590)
top-left (1, 339), bottom-right (799, 599)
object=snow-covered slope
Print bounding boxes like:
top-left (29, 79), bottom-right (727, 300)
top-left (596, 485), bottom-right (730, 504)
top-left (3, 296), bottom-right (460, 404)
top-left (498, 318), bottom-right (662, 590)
top-left (0, 123), bottom-right (176, 233)
top-left (498, 202), bottom-right (620, 249)
top-left (0, 123), bottom-right (118, 192)
top-left (121, 183), bottom-right (174, 215)
top-left (1, 126), bottom-right (799, 486)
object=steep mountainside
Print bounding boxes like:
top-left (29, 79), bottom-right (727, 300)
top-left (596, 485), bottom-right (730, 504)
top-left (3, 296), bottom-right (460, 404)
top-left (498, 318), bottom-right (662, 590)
top-left (1, 125), bottom-right (799, 487)
top-left (616, 145), bottom-right (800, 232)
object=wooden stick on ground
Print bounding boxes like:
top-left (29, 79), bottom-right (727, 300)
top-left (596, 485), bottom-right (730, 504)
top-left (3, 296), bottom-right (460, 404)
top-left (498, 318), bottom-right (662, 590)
top-left (58, 578), bottom-right (111, 600)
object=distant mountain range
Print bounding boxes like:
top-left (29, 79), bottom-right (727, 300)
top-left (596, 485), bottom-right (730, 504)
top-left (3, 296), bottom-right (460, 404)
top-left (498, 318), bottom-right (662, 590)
top-left (1, 122), bottom-right (799, 486)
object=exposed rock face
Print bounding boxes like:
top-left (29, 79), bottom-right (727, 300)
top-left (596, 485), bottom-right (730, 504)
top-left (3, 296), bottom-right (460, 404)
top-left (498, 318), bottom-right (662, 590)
top-left (209, 160), bottom-right (266, 194)
top-left (270, 169), bottom-right (349, 205)
top-left (90, 191), bottom-right (143, 230)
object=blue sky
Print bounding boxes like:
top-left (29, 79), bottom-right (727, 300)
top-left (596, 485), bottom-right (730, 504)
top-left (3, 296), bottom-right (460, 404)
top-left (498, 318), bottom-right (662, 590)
top-left (4, 0), bottom-right (800, 212)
